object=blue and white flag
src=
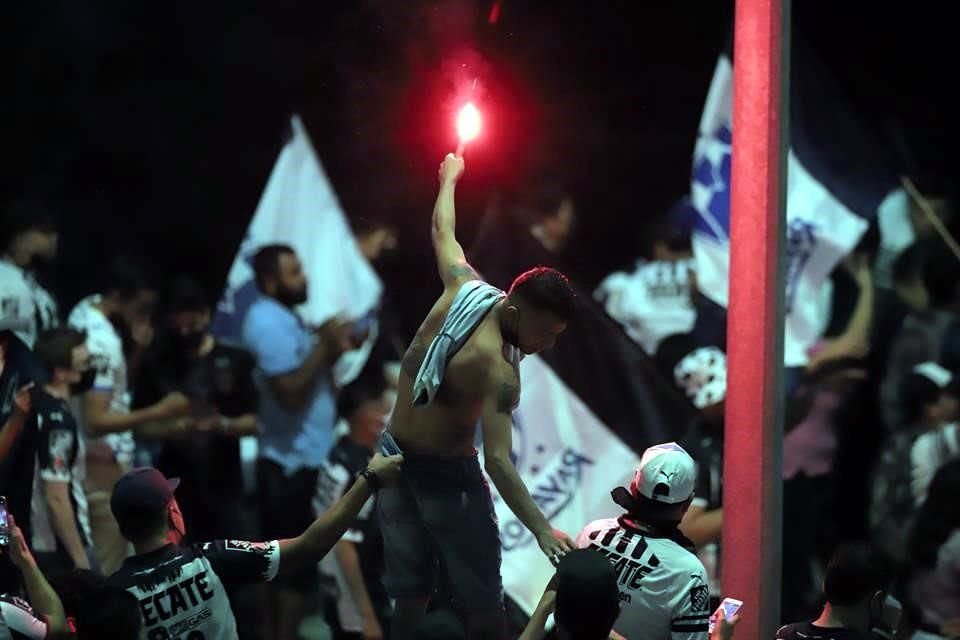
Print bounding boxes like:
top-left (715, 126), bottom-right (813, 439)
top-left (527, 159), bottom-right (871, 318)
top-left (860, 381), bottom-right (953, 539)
top-left (213, 115), bottom-right (382, 384)
top-left (690, 48), bottom-right (896, 367)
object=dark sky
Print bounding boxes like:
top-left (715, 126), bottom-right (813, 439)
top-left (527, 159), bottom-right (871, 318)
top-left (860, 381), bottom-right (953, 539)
top-left (5, 1), bottom-right (958, 325)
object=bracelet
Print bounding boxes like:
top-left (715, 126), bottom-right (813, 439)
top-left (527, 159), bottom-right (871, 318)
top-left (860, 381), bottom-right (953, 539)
top-left (359, 468), bottom-right (381, 492)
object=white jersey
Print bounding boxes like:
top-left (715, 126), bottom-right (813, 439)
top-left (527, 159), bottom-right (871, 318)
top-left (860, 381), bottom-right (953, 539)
top-left (596, 259), bottom-right (697, 355)
top-left (577, 517), bottom-right (711, 640)
top-left (110, 540), bottom-right (280, 640)
top-left (0, 595), bottom-right (47, 640)
top-left (23, 272), bottom-right (59, 336)
top-left (68, 295), bottom-right (134, 466)
top-left (0, 260), bottom-right (38, 347)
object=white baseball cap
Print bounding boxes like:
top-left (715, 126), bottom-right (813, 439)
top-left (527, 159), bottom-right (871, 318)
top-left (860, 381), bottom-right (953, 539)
top-left (630, 442), bottom-right (697, 505)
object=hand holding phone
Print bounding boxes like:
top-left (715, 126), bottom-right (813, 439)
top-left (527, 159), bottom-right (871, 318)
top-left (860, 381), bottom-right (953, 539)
top-left (709, 598), bottom-right (743, 634)
top-left (0, 496), bottom-right (9, 547)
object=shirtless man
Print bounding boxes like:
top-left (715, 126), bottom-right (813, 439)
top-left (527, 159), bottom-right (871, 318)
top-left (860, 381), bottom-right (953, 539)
top-left (379, 154), bottom-right (578, 639)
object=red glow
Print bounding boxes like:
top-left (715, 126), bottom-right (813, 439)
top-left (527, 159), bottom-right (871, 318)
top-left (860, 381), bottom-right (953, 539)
top-left (456, 102), bottom-right (482, 144)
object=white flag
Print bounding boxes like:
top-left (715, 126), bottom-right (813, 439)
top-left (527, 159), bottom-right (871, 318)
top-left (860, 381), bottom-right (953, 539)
top-left (213, 115), bottom-right (382, 384)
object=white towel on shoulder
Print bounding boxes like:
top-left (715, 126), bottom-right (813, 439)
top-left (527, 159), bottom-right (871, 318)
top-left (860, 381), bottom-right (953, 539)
top-left (412, 280), bottom-right (507, 406)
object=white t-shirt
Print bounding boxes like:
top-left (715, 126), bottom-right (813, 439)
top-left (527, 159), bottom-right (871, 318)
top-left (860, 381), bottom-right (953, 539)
top-left (68, 295), bottom-right (134, 466)
top-left (596, 259), bottom-right (697, 355)
top-left (0, 260), bottom-right (38, 347)
top-left (911, 423), bottom-right (960, 507)
top-left (577, 518), bottom-right (711, 640)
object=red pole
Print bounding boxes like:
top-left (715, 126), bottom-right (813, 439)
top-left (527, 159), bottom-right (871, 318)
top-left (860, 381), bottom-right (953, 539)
top-left (722, 0), bottom-right (789, 638)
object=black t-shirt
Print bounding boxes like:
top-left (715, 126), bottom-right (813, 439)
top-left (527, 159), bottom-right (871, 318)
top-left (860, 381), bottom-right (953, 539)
top-left (109, 540), bottom-right (279, 640)
top-left (313, 437), bottom-right (386, 607)
top-left (136, 341), bottom-right (257, 496)
top-left (30, 390), bottom-right (90, 553)
top-left (682, 421), bottom-right (724, 511)
top-left (776, 622), bottom-right (878, 640)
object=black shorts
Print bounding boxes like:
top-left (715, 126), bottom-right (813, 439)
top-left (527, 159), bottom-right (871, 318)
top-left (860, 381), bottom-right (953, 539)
top-left (377, 437), bottom-right (503, 612)
top-left (256, 458), bottom-right (319, 590)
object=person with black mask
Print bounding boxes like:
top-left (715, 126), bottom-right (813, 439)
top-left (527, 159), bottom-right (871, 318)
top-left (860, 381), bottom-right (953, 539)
top-left (777, 543), bottom-right (901, 640)
top-left (0, 199), bottom-right (61, 349)
top-left (136, 276), bottom-right (258, 543)
top-left (573, 442), bottom-right (712, 640)
top-left (67, 257), bottom-right (193, 576)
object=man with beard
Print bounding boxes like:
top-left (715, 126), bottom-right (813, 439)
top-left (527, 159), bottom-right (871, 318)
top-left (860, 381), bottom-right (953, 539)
top-left (67, 257), bottom-right (194, 576)
top-left (242, 244), bottom-right (365, 640)
top-left (0, 200), bottom-right (61, 348)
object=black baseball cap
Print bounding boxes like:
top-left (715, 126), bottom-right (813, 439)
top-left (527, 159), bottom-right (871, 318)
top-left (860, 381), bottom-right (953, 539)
top-left (110, 467), bottom-right (180, 524)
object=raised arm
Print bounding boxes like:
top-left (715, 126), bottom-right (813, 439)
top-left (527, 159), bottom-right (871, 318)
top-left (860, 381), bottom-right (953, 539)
top-left (480, 365), bottom-right (575, 564)
top-left (433, 154), bottom-right (479, 289)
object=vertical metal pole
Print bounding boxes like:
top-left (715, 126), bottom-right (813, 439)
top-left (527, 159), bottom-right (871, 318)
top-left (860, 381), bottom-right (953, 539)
top-left (721, 0), bottom-right (789, 638)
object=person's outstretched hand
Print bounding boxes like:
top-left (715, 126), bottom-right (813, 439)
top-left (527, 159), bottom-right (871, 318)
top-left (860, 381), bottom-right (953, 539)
top-left (537, 529), bottom-right (576, 566)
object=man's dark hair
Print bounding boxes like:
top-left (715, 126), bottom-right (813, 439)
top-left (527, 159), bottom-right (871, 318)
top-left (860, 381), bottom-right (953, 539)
top-left (508, 266), bottom-right (576, 322)
top-left (898, 371), bottom-right (946, 424)
top-left (116, 506), bottom-right (168, 546)
top-left (822, 543), bottom-right (890, 607)
top-left (166, 276), bottom-right (211, 314)
top-left (34, 327), bottom-right (87, 376)
top-left (337, 369), bottom-right (388, 422)
top-left (555, 549), bottom-right (621, 640)
top-left (0, 199), bottom-right (57, 253)
top-left (53, 569), bottom-right (142, 640)
top-left (102, 256), bottom-right (152, 302)
top-left (252, 244), bottom-right (295, 291)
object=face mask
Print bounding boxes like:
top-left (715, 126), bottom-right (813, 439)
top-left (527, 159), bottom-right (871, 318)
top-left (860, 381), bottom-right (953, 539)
top-left (169, 329), bottom-right (206, 354)
top-left (70, 368), bottom-right (96, 395)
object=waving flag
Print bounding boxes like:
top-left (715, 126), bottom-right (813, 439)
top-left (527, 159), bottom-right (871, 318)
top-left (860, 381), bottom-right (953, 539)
top-left (212, 115), bottom-right (382, 384)
top-left (690, 42), bottom-right (897, 366)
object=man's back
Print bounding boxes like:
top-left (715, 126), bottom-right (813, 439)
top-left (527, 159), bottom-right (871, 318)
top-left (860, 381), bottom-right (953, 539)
top-left (110, 540), bottom-right (279, 640)
top-left (577, 517), bottom-right (711, 640)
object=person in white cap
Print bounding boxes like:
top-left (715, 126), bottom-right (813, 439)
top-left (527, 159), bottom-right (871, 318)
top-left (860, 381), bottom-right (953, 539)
top-left (574, 442), bottom-right (711, 640)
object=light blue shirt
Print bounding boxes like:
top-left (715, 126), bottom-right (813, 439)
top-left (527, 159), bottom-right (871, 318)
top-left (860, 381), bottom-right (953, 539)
top-left (241, 296), bottom-right (336, 474)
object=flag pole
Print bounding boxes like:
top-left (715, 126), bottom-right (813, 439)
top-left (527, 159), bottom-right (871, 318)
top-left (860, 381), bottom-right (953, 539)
top-left (722, 0), bottom-right (789, 637)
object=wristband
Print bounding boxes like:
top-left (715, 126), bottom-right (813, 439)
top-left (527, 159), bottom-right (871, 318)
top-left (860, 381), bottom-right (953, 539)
top-left (359, 468), bottom-right (381, 492)
top-left (219, 416), bottom-right (231, 433)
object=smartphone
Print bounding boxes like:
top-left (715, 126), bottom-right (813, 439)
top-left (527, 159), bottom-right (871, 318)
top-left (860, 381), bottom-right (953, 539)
top-left (381, 431), bottom-right (403, 456)
top-left (0, 496), bottom-right (9, 547)
top-left (709, 597), bottom-right (743, 633)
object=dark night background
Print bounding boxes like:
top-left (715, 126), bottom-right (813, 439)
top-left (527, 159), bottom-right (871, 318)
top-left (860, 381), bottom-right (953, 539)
top-left (4, 1), bottom-right (958, 332)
